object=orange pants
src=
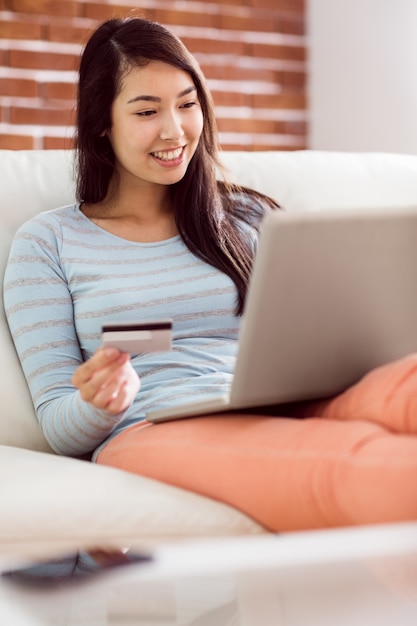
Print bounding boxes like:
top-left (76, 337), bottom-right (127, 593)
top-left (97, 355), bottom-right (417, 531)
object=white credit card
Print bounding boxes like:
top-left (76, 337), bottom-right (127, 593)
top-left (101, 319), bottom-right (173, 354)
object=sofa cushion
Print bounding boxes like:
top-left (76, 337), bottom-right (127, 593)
top-left (0, 149), bottom-right (75, 230)
top-left (220, 150), bottom-right (417, 213)
top-left (0, 445), bottom-right (265, 558)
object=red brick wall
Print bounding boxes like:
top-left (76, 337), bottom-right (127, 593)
top-left (0, 0), bottom-right (307, 150)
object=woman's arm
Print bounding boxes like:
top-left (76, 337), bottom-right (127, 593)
top-left (3, 214), bottom-right (137, 456)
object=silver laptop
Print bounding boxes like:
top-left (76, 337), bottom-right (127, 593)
top-left (146, 205), bottom-right (417, 422)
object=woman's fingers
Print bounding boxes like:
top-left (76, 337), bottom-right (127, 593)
top-left (103, 363), bottom-right (141, 413)
top-left (72, 348), bottom-right (140, 413)
top-left (71, 348), bottom-right (125, 388)
top-left (102, 377), bottom-right (138, 414)
top-left (76, 354), bottom-right (128, 402)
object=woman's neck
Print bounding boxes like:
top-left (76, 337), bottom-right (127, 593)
top-left (81, 182), bottom-right (178, 243)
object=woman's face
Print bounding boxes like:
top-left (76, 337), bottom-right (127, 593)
top-left (106, 61), bottom-right (204, 191)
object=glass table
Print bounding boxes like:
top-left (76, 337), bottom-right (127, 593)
top-left (1, 521), bottom-right (416, 625)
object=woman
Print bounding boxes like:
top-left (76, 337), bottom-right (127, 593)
top-left (4, 17), bottom-right (417, 532)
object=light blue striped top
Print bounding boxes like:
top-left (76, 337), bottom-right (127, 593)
top-left (4, 203), bottom-right (249, 457)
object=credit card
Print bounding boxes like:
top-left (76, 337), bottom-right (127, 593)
top-left (101, 319), bottom-right (173, 354)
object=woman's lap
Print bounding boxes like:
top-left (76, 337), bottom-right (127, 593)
top-left (97, 355), bottom-right (417, 531)
top-left (96, 413), bottom-right (417, 531)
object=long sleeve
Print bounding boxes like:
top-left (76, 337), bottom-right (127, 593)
top-left (4, 204), bottom-right (244, 457)
top-left (3, 212), bottom-right (127, 456)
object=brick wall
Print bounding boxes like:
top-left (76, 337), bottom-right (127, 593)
top-left (0, 0), bottom-right (307, 151)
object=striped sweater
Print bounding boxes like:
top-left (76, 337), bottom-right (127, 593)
top-left (4, 203), bottom-right (246, 457)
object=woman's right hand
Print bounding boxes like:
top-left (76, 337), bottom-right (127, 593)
top-left (71, 348), bottom-right (140, 414)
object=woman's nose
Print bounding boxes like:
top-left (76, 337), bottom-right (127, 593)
top-left (160, 111), bottom-right (185, 142)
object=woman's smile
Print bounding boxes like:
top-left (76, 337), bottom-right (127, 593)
top-left (150, 146), bottom-right (186, 166)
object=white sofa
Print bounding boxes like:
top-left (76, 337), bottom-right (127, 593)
top-left (2, 148), bottom-right (417, 559)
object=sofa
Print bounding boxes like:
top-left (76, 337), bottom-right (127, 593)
top-left (2, 148), bottom-right (417, 559)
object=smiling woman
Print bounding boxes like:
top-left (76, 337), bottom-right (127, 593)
top-left (4, 17), bottom-right (417, 533)
top-left (4, 16), bottom-right (278, 455)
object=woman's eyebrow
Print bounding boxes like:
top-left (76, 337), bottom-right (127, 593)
top-left (127, 85), bottom-right (196, 105)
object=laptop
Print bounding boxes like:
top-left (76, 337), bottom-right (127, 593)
top-left (146, 205), bottom-right (417, 422)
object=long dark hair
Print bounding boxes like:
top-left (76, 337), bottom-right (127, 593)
top-left (76, 17), bottom-right (278, 314)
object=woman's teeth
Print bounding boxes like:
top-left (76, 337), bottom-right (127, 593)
top-left (152, 147), bottom-right (183, 161)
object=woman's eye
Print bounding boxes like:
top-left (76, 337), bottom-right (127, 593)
top-left (180, 101), bottom-right (197, 109)
top-left (136, 110), bottom-right (155, 117)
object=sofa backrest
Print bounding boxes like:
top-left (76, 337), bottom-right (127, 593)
top-left (0, 150), bottom-right (76, 452)
top-left (2, 148), bottom-right (417, 451)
